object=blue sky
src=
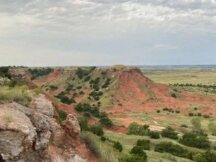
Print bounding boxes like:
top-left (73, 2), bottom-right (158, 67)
top-left (0, 0), bottom-right (215, 66)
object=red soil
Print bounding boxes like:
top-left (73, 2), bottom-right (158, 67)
top-left (107, 68), bottom-right (216, 117)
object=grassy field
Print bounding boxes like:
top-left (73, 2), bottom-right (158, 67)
top-left (142, 69), bottom-right (216, 85)
top-left (105, 130), bottom-right (195, 162)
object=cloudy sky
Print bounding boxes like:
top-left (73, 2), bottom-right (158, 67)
top-left (0, 0), bottom-right (215, 66)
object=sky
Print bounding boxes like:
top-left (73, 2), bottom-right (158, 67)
top-left (0, 0), bottom-right (216, 66)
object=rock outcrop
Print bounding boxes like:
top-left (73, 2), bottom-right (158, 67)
top-left (0, 94), bottom-right (87, 162)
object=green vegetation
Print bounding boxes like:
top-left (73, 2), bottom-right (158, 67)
top-left (113, 142), bottom-right (123, 152)
top-left (76, 67), bottom-right (95, 79)
top-left (29, 68), bottom-right (53, 80)
top-left (75, 103), bottom-right (113, 127)
top-left (208, 122), bottom-right (216, 136)
top-left (130, 146), bottom-right (147, 162)
top-left (149, 131), bottom-right (160, 139)
top-left (180, 132), bottom-right (210, 149)
top-left (89, 125), bottom-right (104, 136)
top-left (0, 67), bottom-right (11, 79)
top-left (136, 139), bottom-right (150, 150)
top-left (81, 132), bottom-right (120, 162)
top-left (55, 92), bottom-right (76, 104)
top-left (161, 127), bottom-right (178, 140)
top-left (193, 151), bottom-right (216, 162)
top-left (0, 85), bottom-right (31, 106)
top-left (155, 142), bottom-right (191, 159)
top-left (127, 122), bottom-right (149, 136)
top-left (57, 110), bottom-right (68, 122)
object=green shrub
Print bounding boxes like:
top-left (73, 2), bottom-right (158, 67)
top-left (89, 125), bottom-right (104, 136)
top-left (155, 142), bottom-right (190, 159)
top-left (127, 122), bottom-right (149, 136)
top-left (136, 139), bottom-right (150, 150)
top-left (149, 131), bottom-right (160, 139)
top-left (57, 110), bottom-right (68, 122)
top-left (180, 132), bottom-right (210, 149)
top-left (113, 142), bottom-right (123, 152)
top-left (170, 92), bottom-right (177, 98)
top-left (130, 146), bottom-right (147, 161)
top-left (100, 136), bottom-right (106, 142)
top-left (121, 155), bottom-right (147, 162)
top-left (29, 68), bottom-right (53, 80)
top-left (161, 127), bottom-right (178, 139)
top-left (0, 67), bottom-right (11, 79)
top-left (193, 151), bottom-right (216, 162)
top-left (99, 112), bottom-right (113, 127)
top-left (84, 112), bottom-right (91, 118)
top-left (78, 117), bottom-right (89, 131)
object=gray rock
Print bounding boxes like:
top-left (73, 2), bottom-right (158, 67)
top-left (34, 94), bottom-right (54, 117)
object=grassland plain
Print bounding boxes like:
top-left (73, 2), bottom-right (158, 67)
top-left (142, 69), bottom-right (216, 85)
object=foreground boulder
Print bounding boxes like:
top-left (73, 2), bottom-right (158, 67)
top-left (0, 94), bottom-right (87, 162)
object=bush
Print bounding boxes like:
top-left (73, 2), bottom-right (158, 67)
top-left (113, 141), bottom-right (123, 152)
top-left (100, 117), bottom-right (113, 128)
top-left (55, 92), bottom-right (75, 104)
top-left (130, 146), bottom-right (147, 161)
top-left (155, 142), bottom-right (190, 159)
top-left (127, 122), bottom-right (149, 136)
top-left (100, 136), bottom-right (106, 142)
top-left (57, 110), bottom-right (68, 122)
top-left (193, 151), bottom-right (216, 162)
top-left (170, 92), bottom-right (177, 98)
top-left (99, 112), bottom-right (113, 127)
top-left (0, 67), bottom-right (11, 79)
top-left (89, 125), bottom-right (104, 136)
top-left (161, 127), bottom-right (178, 140)
top-left (121, 155), bottom-right (147, 162)
top-left (180, 132), bottom-right (210, 149)
top-left (78, 117), bottom-right (89, 131)
top-left (136, 139), bottom-right (150, 150)
top-left (149, 131), bottom-right (160, 139)
top-left (60, 96), bottom-right (75, 104)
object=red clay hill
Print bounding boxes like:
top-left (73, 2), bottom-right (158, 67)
top-left (20, 66), bottom-right (216, 117)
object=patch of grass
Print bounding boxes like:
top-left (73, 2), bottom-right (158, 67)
top-left (0, 86), bottom-right (31, 106)
top-left (81, 131), bottom-right (121, 162)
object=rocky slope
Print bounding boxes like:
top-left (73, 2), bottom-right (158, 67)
top-left (0, 94), bottom-right (94, 162)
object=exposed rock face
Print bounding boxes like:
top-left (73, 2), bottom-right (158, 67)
top-left (0, 95), bottom-right (87, 162)
top-left (62, 114), bottom-right (80, 138)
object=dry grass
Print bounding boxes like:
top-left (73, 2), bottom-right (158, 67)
top-left (0, 85), bottom-right (31, 106)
